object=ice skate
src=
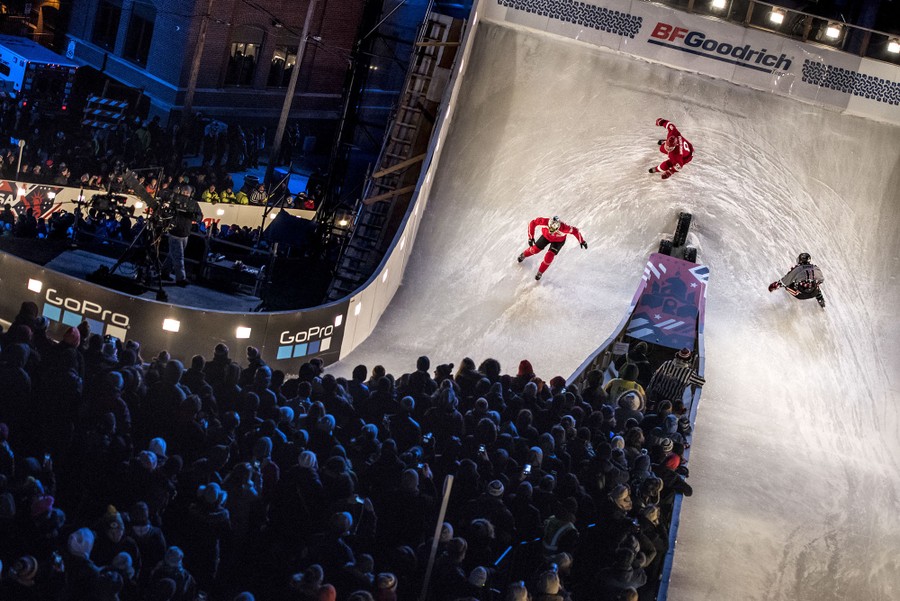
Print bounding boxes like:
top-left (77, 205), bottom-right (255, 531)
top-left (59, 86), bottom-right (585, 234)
top-left (535, 272), bottom-right (542, 281)
top-left (517, 253), bottom-right (525, 263)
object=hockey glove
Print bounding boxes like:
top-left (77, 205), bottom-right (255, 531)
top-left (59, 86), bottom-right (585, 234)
top-left (580, 241), bottom-right (588, 249)
top-left (657, 139), bottom-right (666, 146)
top-left (656, 118), bottom-right (666, 127)
top-left (528, 238), bottom-right (535, 247)
top-left (768, 281), bottom-right (782, 292)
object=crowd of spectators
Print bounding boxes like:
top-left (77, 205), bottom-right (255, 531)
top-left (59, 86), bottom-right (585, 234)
top-left (0, 299), bottom-right (700, 601)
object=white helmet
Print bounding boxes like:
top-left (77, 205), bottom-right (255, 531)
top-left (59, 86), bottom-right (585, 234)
top-left (548, 216), bottom-right (561, 233)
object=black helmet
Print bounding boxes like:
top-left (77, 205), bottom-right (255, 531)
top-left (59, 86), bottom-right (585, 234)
top-left (798, 253), bottom-right (811, 265)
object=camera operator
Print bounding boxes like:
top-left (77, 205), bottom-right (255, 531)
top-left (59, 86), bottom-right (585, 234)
top-left (161, 185), bottom-right (203, 287)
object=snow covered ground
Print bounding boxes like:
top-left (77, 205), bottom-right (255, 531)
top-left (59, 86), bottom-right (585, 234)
top-left (330, 20), bottom-right (900, 599)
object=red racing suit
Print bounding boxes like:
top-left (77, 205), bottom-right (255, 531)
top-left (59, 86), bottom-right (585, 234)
top-left (521, 217), bottom-right (585, 275)
top-left (656, 119), bottom-right (694, 178)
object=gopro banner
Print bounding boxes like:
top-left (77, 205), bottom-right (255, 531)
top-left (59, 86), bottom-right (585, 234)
top-left (484, 0), bottom-right (900, 125)
top-left (0, 251), bottom-right (349, 369)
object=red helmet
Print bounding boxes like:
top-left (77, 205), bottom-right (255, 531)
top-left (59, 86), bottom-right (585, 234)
top-left (665, 136), bottom-right (678, 151)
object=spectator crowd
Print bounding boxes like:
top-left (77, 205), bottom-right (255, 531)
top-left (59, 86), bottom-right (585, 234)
top-left (0, 298), bottom-right (701, 601)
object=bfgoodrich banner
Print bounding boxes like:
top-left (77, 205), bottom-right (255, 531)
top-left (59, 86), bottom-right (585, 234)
top-left (484, 0), bottom-right (900, 125)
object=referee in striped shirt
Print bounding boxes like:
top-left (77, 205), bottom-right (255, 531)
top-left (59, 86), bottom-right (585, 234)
top-left (646, 347), bottom-right (706, 407)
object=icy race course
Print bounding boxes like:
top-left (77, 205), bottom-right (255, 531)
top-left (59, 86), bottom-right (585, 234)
top-left (331, 20), bottom-right (900, 600)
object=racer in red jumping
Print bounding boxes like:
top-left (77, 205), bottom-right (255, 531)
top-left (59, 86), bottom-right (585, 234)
top-left (650, 118), bottom-right (694, 180)
top-left (517, 216), bottom-right (587, 281)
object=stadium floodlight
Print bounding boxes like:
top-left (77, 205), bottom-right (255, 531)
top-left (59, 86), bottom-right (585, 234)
top-left (825, 23), bottom-right (841, 39)
top-left (236, 326), bottom-right (252, 339)
top-left (769, 8), bottom-right (785, 25)
top-left (888, 38), bottom-right (900, 54)
top-left (711, 0), bottom-right (726, 9)
top-left (162, 318), bottom-right (181, 332)
top-left (27, 278), bottom-right (43, 293)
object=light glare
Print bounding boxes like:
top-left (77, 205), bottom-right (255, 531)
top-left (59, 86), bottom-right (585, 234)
top-left (27, 278), bottom-right (43, 293)
top-left (769, 8), bottom-right (785, 25)
top-left (236, 326), bottom-right (251, 338)
top-left (162, 318), bottom-right (181, 332)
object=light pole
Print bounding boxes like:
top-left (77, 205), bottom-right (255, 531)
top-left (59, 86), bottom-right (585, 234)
top-left (16, 139), bottom-right (25, 180)
top-left (264, 0), bottom-right (319, 187)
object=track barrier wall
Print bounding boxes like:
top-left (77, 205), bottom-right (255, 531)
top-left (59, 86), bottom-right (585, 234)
top-left (484, 0), bottom-right (900, 126)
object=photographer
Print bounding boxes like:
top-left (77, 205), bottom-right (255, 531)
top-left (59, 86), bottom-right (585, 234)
top-left (162, 186), bottom-right (203, 287)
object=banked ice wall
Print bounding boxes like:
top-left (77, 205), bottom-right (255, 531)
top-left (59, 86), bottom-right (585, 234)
top-left (485, 0), bottom-right (900, 125)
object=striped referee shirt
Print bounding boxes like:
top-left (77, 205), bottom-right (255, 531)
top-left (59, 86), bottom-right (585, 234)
top-left (647, 359), bottom-right (706, 402)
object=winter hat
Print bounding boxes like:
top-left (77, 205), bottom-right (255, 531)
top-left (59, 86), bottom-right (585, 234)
top-left (488, 480), bottom-right (504, 498)
top-left (198, 482), bottom-right (227, 506)
top-left (30, 494), bottom-right (54, 517)
top-left (664, 453), bottom-right (681, 470)
top-left (299, 450), bottom-right (318, 470)
top-left (622, 363), bottom-right (640, 381)
top-left (539, 570), bottom-right (561, 595)
top-left (247, 346), bottom-right (260, 359)
top-left (659, 438), bottom-right (674, 453)
top-left (164, 546), bottom-right (184, 568)
top-left (611, 435), bottom-right (625, 449)
top-left (469, 566), bottom-right (488, 587)
top-left (439, 522), bottom-right (454, 542)
top-left (112, 552), bottom-right (135, 579)
top-left (331, 511), bottom-right (353, 535)
top-left (63, 326), bottom-right (81, 347)
top-left (214, 343), bottom-right (229, 357)
top-left (11, 555), bottom-right (38, 581)
top-left (138, 450), bottom-right (158, 471)
top-left (676, 347), bottom-right (692, 361)
top-left (317, 585), bottom-right (336, 601)
top-left (149, 437), bottom-right (167, 458)
top-left (377, 573), bottom-right (398, 591)
top-left (103, 505), bottom-right (125, 531)
top-left (317, 414), bottom-right (336, 432)
top-left (68, 527), bottom-right (95, 558)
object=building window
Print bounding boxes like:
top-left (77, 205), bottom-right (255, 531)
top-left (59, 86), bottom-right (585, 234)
top-left (123, 2), bottom-right (156, 65)
top-left (267, 45), bottom-right (298, 87)
top-left (225, 42), bottom-right (260, 86)
top-left (92, 0), bottom-right (122, 50)
top-left (224, 25), bottom-right (265, 86)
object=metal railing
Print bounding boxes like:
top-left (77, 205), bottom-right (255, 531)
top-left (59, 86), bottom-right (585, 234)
top-left (656, 0), bottom-right (900, 65)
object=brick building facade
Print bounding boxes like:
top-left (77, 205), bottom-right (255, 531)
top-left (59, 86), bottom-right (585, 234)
top-left (64, 0), bottom-right (365, 130)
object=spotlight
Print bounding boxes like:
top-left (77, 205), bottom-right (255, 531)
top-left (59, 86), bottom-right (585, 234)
top-left (887, 38), bottom-right (899, 54)
top-left (769, 8), bottom-right (785, 25)
top-left (825, 23), bottom-right (841, 39)
top-left (162, 318), bottom-right (180, 332)
top-left (711, 0), bottom-right (726, 9)
top-left (338, 218), bottom-right (348, 227)
top-left (236, 326), bottom-right (251, 338)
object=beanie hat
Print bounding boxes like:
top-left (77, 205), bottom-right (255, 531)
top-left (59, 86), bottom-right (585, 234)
top-left (660, 438), bottom-right (674, 453)
top-left (138, 450), bottom-right (158, 471)
top-left (377, 573), bottom-right (398, 591)
top-left (149, 437), bottom-right (167, 458)
top-left (439, 522), bottom-right (454, 542)
top-left (164, 546), bottom-right (184, 568)
top-left (68, 527), bottom-right (95, 558)
top-left (488, 480), bottom-right (504, 498)
top-left (299, 450), bottom-right (318, 470)
top-left (214, 343), bottom-right (229, 357)
top-left (539, 570), bottom-right (560, 595)
top-left (12, 555), bottom-right (38, 581)
top-left (247, 346), bottom-right (259, 359)
top-left (63, 326), bottom-right (81, 347)
top-left (469, 566), bottom-right (488, 587)
top-left (112, 552), bottom-right (135, 579)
